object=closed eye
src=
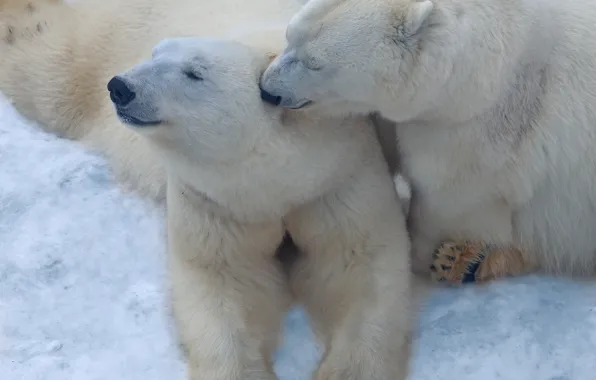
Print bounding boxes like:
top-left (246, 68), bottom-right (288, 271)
top-left (185, 71), bottom-right (203, 81)
top-left (302, 58), bottom-right (323, 71)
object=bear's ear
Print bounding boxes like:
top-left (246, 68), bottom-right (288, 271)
top-left (403, 0), bottom-right (434, 36)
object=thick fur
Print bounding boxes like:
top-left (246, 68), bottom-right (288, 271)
top-left (0, 0), bottom-right (299, 201)
top-left (0, 1), bottom-right (414, 379)
top-left (260, 0), bottom-right (596, 278)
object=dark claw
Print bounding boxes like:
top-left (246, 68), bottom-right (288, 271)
top-left (5, 26), bottom-right (15, 44)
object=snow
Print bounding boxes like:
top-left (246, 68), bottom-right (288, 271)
top-left (0, 94), bottom-right (595, 380)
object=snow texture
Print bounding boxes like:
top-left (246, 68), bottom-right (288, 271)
top-left (0, 94), bottom-right (595, 380)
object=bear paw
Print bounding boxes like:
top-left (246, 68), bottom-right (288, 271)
top-left (431, 240), bottom-right (533, 285)
top-left (1, 1), bottom-right (49, 45)
top-left (430, 240), bottom-right (491, 285)
top-left (2, 19), bottom-right (47, 44)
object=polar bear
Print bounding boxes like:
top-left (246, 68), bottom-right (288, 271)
top-left (259, 0), bottom-right (596, 282)
top-left (0, 1), bottom-right (414, 379)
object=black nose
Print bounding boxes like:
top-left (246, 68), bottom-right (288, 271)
top-left (107, 76), bottom-right (136, 106)
top-left (259, 86), bottom-right (282, 106)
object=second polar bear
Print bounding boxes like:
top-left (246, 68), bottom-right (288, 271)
top-left (260, 0), bottom-right (596, 281)
top-left (1, 1), bottom-right (414, 379)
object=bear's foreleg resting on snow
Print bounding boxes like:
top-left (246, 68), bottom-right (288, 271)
top-left (408, 192), bottom-right (515, 272)
top-left (167, 185), bottom-right (291, 380)
top-left (398, 173), bottom-right (535, 285)
top-left (286, 171), bottom-right (412, 380)
top-left (431, 240), bottom-right (536, 285)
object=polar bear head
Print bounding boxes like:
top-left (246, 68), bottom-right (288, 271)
top-left (106, 36), bottom-right (374, 221)
top-left (259, 0), bottom-right (454, 122)
top-left (108, 37), bottom-right (280, 164)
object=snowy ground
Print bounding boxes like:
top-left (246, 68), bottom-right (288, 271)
top-left (0, 94), bottom-right (595, 380)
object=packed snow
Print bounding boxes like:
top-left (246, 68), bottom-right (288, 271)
top-left (1, 94), bottom-right (595, 380)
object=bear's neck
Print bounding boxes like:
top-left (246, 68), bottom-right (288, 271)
top-left (392, 0), bottom-right (554, 126)
top-left (165, 177), bottom-right (285, 263)
top-left (161, 114), bottom-right (373, 224)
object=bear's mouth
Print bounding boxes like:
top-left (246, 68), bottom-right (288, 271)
top-left (286, 100), bottom-right (313, 110)
top-left (116, 110), bottom-right (162, 127)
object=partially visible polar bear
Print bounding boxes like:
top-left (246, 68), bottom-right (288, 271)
top-left (0, 1), bottom-right (414, 379)
top-left (260, 0), bottom-right (596, 281)
top-left (0, 0), bottom-right (300, 201)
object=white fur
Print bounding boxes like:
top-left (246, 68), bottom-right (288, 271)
top-left (131, 37), bottom-right (412, 380)
top-left (260, 0), bottom-right (596, 277)
top-left (0, 1), bottom-right (414, 379)
top-left (394, 173), bottom-right (412, 216)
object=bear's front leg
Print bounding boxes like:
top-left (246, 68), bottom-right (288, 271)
top-left (431, 240), bottom-right (536, 284)
top-left (408, 194), bottom-right (515, 279)
top-left (167, 188), bottom-right (290, 380)
top-left (286, 174), bottom-right (413, 380)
